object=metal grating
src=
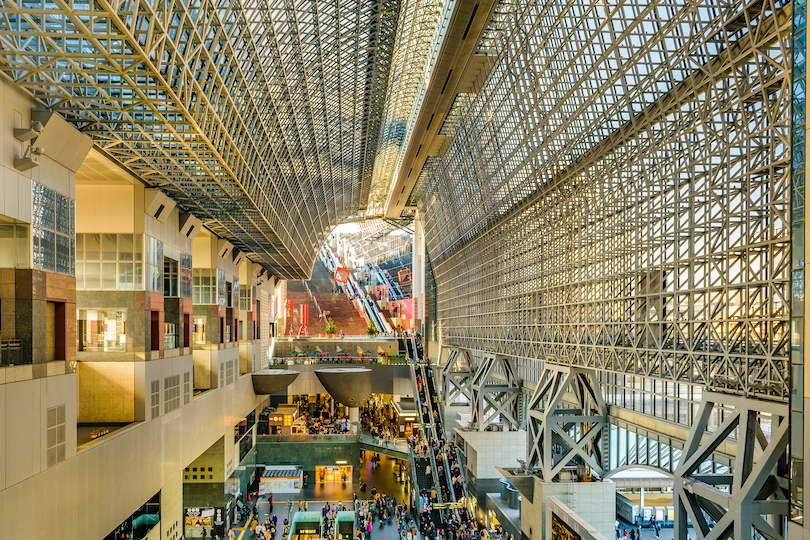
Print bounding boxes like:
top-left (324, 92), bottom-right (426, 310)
top-left (416, 0), bottom-right (792, 400)
top-left (0, 0), bottom-right (401, 279)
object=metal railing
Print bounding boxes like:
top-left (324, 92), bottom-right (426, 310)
top-left (270, 355), bottom-right (410, 365)
top-left (0, 339), bottom-right (24, 367)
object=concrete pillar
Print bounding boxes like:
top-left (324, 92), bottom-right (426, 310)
top-left (350, 407), bottom-right (359, 434)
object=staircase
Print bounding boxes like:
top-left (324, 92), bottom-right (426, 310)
top-left (285, 292), bottom-right (369, 336)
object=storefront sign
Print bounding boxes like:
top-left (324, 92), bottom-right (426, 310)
top-left (201, 508), bottom-right (215, 518)
top-left (225, 478), bottom-right (241, 496)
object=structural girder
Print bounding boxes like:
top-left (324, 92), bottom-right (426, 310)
top-left (421, 0), bottom-right (791, 399)
top-left (441, 347), bottom-right (474, 404)
top-left (675, 393), bottom-right (789, 540)
top-left (470, 353), bottom-right (521, 430)
top-left (527, 366), bottom-right (607, 481)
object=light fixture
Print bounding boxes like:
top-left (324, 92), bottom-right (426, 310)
top-left (335, 460), bottom-right (347, 465)
top-left (14, 144), bottom-right (42, 171)
top-left (13, 121), bottom-right (43, 142)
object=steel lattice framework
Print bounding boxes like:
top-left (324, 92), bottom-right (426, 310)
top-left (0, 0), bottom-right (401, 279)
top-left (417, 0), bottom-right (792, 400)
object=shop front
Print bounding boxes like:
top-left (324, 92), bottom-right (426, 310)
top-left (185, 507), bottom-right (226, 538)
top-left (316, 465), bottom-right (353, 483)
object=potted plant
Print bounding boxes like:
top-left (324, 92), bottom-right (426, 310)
top-left (365, 321), bottom-right (377, 336)
top-left (325, 318), bottom-right (336, 337)
top-left (320, 470), bottom-right (325, 485)
top-left (341, 471), bottom-right (347, 485)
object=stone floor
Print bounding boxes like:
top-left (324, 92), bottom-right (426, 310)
top-left (231, 453), bottom-right (411, 540)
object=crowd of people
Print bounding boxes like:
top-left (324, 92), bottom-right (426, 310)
top-left (305, 414), bottom-right (351, 435)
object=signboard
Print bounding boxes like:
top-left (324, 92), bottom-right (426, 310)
top-left (202, 508), bottom-right (215, 518)
top-left (259, 476), bottom-right (301, 495)
top-left (225, 478), bottom-right (241, 496)
top-left (334, 267), bottom-right (350, 283)
top-left (398, 268), bottom-right (412, 285)
top-left (433, 503), bottom-right (465, 509)
top-left (213, 507), bottom-right (226, 536)
top-left (299, 303), bottom-right (308, 325)
top-left (551, 512), bottom-right (582, 540)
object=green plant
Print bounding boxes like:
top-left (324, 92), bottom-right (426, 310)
top-left (365, 321), bottom-right (377, 335)
top-left (325, 318), bottom-right (336, 335)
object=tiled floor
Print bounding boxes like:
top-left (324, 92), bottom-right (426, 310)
top-left (232, 454), bottom-right (411, 540)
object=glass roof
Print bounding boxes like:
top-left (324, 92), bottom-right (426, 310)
top-left (0, 0), bottom-right (420, 279)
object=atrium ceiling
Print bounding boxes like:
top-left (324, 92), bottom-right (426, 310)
top-left (0, 0), bottom-right (424, 279)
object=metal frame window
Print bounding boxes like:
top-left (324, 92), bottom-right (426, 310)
top-left (164, 374), bottom-right (180, 413)
top-left (150, 380), bottom-right (160, 419)
top-left (46, 405), bottom-right (66, 467)
top-left (32, 182), bottom-right (74, 275)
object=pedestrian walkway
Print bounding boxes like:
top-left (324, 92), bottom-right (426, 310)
top-left (232, 500), bottom-right (405, 540)
top-left (616, 517), bottom-right (691, 540)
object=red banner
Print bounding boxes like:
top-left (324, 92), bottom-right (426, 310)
top-left (299, 303), bottom-right (308, 325)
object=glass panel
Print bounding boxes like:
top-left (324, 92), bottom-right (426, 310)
top-left (55, 192), bottom-right (70, 235)
top-left (118, 234), bottom-right (134, 261)
top-left (102, 234), bottom-right (117, 261)
top-left (118, 262), bottom-right (134, 290)
top-left (102, 262), bottom-right (117, 290)
top-left (84, 262), bottom-right (100, 290)
top-left (84, 234), bottom-right (100, 261)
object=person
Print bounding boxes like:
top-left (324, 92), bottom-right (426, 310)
top-left (630, 529), bottom-right (636, 540)
top-left (622, 530), bottom-right (627, 540)
top-left (229, 529), bottom-right (236, 539)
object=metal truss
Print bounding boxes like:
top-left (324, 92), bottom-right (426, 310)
top-left (675, 393), bottom-right (789, 540)
top-left (440, 347), bottom-right (474, 404)
top-left (415, 0), bottom-right (792, 400)
top-left (0, 0), bottom-right (402, 279)
top-left (341, 217), bottom-right (413, 265)
top-left (470, 352), bottom-right (521, 430)
top-left (526, 366), bottom-right (607, 481)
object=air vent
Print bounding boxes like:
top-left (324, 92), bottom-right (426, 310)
top-left (441, 70), bottom-right (454, 94)
top-left (462, 4), bottom-right (479, 40)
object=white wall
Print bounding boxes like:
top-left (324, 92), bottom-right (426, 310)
top-left (0, 371), bottom-right (263, 540)
top-left (521, 478), bottom-right (616, 540)
top-left (455, 429), bottom-right (526, 479)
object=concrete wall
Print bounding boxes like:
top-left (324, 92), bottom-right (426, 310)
top-left (0, 371), bottom-right (264, 540)
top-left (455, 429), bottom-right (526, 479)
top-left (520, 478), bottom-right (615, 540)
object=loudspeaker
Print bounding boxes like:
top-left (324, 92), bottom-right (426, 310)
top-left (144, 189), bottom-right (177, 223)
top-left (179, 212), bottom-right (202, 240)
top-left (233, 249), bottom-right (247, 266)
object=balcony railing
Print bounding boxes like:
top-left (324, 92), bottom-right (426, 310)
top-left (0, 339), bottom-right (25, 366)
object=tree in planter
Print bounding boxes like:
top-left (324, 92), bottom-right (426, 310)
top-left (341, 471), bottom-right (347, 484)
top-left (325, 318), bottom-right (337, 336)
top-left (365, 321), bottom-right (377, 336)
top-left (319, 470), bottom-right (325, 484)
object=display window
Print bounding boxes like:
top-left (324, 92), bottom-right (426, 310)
top-left (316, 465), bottom-right (352, 483)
